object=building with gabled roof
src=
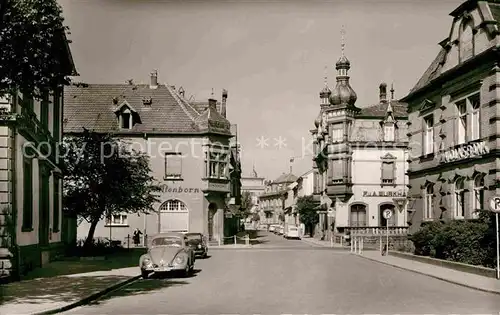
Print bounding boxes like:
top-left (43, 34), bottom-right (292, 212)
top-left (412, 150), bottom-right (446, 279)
top-left (310, 37), bottom-right (410, 242)
top-left (65, 71), bottom-right (239, 244)
top-left (258, 171), bottom-right (297, 225)
top-left (401, 0), bottom-right (500, 232)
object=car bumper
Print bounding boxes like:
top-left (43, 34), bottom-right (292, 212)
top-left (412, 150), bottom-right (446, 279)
top-left (143, 265), bottom-right (186, 273)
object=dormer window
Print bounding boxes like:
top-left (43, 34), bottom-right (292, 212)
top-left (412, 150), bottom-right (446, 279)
top-left (459, 18), bottom-right (474, 62)
top-left (120, 109), bottom-right (132, 129)
top-left (383, 123), bottom-right (395, 142)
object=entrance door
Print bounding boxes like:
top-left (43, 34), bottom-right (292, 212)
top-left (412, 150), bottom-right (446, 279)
top-left (39, 168), bottom-right (50, 246)
top-left (159, 199), bottom-right (189, 232)
top-left (208, 203), bottom-right (217, 241)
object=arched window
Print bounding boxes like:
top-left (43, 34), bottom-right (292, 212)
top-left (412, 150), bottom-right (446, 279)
top-left (350, 204), bottom-right (367, 227)
top-left (160, 199), bottom-right (187, 212)
top-left (460, 20), bottom-right (474, 61)
top-left (473, 174), bottom-right (485, 218)
top-left (454, 178), bottom-right (466, 218)
top-left (424, 183), bottom-right (434, 220)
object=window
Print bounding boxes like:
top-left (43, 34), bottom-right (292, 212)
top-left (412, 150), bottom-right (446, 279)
top-left (456, 101), bottom-right (467, 144)
top-left (106, 214), bottom-right (128, 226)
top-left (350, 204), bottom-right (367, 227)
top-left (53, 176), bottom-right (60, 232)
top-left (454, 178), bottom-right (466, 219)
top-left (330, 125), bottom-right (343, 143)
top-left (165, 153), bottom-right (182, 179)
top-left (205, 147), bottom-right (228, 179)
top-left (381, 162), bottom-right (395, 185)
top-left (424, 184), bottom-right (434, 220)
top-left (384, 124), bottom-right (395, 142)
top-left (331, 159), bottom-right (343, 184)
top-left (460, 21), bottom-right (474, 62)
top-left (22, 157), bottom-right (33, 230)
top-left (473, 174), bottom-right (485, 219)
top-left (470, 96), bottom-right (480, 141)
top-left (120, 109), bottom-right (133, 129)
top-left (423, 116), bottom-right (434, 155)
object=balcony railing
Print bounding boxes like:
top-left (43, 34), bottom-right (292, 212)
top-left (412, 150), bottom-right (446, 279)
top-left (346, 226), bottom-right (409, 236)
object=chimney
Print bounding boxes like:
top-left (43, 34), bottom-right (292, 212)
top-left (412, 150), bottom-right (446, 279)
top-left (208, 96), bottom-right (217, 110)
top-left (379, 82), bottom-right (387, 103)
top-left (150, 70), bottom-right (158, 89)
top-left (221, 89), bottom-right (228, 118)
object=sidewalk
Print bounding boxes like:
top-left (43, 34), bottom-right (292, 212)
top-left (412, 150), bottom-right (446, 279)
top-left (357, 250), bottom-right (500, 295)
top-left (0, 267), bottom-right (140, 315)
top-left (301, 236), bottom-right (345, 248)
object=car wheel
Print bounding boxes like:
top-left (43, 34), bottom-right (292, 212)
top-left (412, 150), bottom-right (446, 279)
top-left (141, 269), bottom-right (149, 279)
top-left (183, 264), bottom-right (191, 277)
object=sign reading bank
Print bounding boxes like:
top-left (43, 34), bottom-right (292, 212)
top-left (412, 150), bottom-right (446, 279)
top-left (160, 184), bottom-right (201, 194)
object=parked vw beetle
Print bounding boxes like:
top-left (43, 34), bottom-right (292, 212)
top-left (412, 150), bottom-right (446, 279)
top-left (185, 232), bottom-right (208, 258)
top-left (139, 232), bottom-right (195, 279)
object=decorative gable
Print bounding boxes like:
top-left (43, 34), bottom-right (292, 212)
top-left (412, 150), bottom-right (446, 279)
top-left (419, 99), bottom-right (436, 113)
top-left (381, 152), bottom-right (397, 160)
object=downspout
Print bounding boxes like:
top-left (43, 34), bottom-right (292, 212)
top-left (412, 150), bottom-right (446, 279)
top-left (10, 91), bottom-right (19, 279)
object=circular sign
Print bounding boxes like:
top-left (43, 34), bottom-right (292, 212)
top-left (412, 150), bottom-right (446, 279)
top-left (488, 196), bottom-right (500, 213)
top-left (383, 209), bottom-right (393, 219)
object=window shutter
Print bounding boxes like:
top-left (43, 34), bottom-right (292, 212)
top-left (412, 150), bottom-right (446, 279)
top-left (332, 160), bottom-right (343, 180)
top-left (421, 127), bottom-right (425, 156)
top-left (381, 162), bottom-right (393, 180)
top-left (166, 154), bottom-right (182, 176)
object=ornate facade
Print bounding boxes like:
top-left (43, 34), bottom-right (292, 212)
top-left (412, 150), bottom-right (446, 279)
top-left (311, 46), bottom-right (410, 239)
top-left (401, 0), bottom-right (500, 232)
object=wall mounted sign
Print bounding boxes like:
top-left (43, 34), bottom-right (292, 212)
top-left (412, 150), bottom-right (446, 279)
top-left (362, 191), bottom-right (407, 197)
top-left (439, 141), bottom-right (489, 164)
top-left (160, 184), bottom-right (201, 194)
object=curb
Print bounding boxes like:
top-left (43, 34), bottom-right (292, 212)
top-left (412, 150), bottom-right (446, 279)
top-left (32, 274), bottom-right (142, 315)
top-left (354, 253), bottom-right (500, 296)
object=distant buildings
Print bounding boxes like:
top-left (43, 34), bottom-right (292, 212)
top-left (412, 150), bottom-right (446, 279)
top-left (258, 172), bottom-right (297, 225)
top-left (283, 169), bottom-right (315, 231)
top-left (241, 166), bottom-right (265, 217)
top-left (0, 32), bottom-right (77, 277)
top-left (64, 71), bottom-right (240, 244)
top-left (401, 0), bottom-right (500, 232)
top-left (310, 46), bottom-right (410, 240)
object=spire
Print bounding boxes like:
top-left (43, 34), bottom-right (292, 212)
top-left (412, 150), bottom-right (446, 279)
top-left (341, 25), bottom-right (346, 57)
top-left (319, 65), bottom-right (331, 103)
top-left (252, 162), bottom-right (258, 177)
top-left (390, 83), bottom-right (395, 100)
top-left (324, 65), bottom-right (328, 87)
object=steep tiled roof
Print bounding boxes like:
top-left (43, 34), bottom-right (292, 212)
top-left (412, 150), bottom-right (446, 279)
top-left (358, 101), bottom-right (408, 118)
top-left (64, 83), bottom-right (232, 136)
top-left (273, 173), bottom-right (298, 184)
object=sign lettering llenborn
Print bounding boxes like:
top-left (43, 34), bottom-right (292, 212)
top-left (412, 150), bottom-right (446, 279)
top-left (440, 141), bottom-right (489, 164)
top-left (160, 184), bottom-right (200, 194)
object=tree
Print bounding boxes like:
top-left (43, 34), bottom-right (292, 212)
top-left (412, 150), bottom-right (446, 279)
top-left (240, 191), bottom-right (253, 218)
top-left (296, 195), bottom-right (319, 236)
top-left (0, 0), bottom-right (71, 96)
top-left (62, 129), bottom-right (161, 248)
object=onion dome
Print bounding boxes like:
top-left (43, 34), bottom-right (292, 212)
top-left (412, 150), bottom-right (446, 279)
top-left (329, 54), bottom-right (357, 106)
top-left (335, 55), bottom-right (350, 68)
top-left (319, 85), bottom-right (331, 99)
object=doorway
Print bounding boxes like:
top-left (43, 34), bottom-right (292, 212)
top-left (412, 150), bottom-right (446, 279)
top-left (208, 203), bottom-right (217, 241)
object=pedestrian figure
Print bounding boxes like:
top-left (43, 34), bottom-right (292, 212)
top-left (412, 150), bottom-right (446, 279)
top-left (382, 244), bottom-right (387, 256)
top-left (133, 228), bottom-right (143, 247)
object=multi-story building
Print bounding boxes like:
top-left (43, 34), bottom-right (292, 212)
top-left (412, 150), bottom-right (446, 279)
top-left (65, 71), bottom-right (239, 244)
top-left (283, 169), bottom-right (315, 231)
top-left (311, 46), bottom-right (410, 240)
top-left (241, 166), bottom-right (266, 215)
top-left (0, 33), bottom-right (77, 277)
top-left (258, 172), bottom-right (297, 225)
top-left (401, 0), bottom-right (500, 232)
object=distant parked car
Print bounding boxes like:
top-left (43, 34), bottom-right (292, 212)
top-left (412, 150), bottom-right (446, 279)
top-left (284, 226), bottom-right (300, 240)
top-left (269, 225), bottom-right (276, 233)
top-left (278, 225), bottom-right (284, 235)
top-left (185, 232), bottom-right (208, 258)
top-left (139, 232), bottom-right (195, 279)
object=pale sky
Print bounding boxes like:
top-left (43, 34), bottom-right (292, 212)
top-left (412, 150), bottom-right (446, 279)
top-left (59, 0), bottom-right (463, 181)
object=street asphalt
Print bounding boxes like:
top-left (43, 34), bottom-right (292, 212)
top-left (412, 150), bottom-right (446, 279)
top-left (63, 231), bottom-right (500, 314)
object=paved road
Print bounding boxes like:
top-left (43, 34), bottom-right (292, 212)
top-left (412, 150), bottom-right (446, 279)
top-left (64, 232), bottom-right (500, 314)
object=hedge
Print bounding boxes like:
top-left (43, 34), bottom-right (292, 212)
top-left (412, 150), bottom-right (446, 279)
top-left (408, 211), bottom-right (498, 268)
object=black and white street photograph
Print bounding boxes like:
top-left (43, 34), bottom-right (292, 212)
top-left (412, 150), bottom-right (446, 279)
top-left (0, 0), bottom-right (500, 314)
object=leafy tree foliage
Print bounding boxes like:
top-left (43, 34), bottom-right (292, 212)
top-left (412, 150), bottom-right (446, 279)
top-left (0, 0), bottom-right (71, 96)
top-left (409, 211), bottom-right (498, 268)
top-left (62, 129), bottom-right (161, 248)
top-left (297, 195), bottom-right (318, 236)
top-left (240, 191), bottom-right (253, 218)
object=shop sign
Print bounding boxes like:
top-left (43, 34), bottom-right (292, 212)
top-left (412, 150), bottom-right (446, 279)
top-left (362, 191), bottom-right (407, 197)
top-left (440, 141), bottom-right (489, 164)
top-left (160, 184), bottom-right (201, 194)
